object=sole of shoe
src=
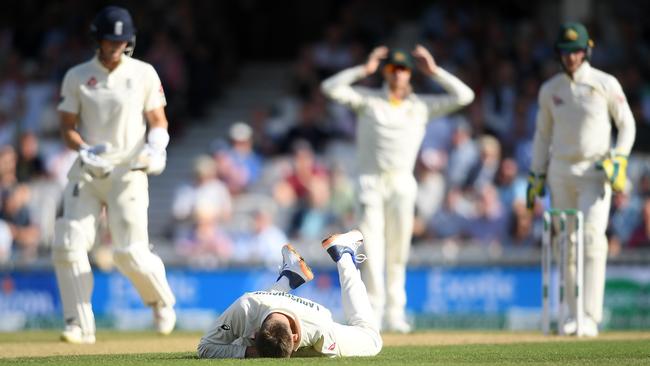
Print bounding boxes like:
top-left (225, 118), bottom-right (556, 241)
top-left (321, 230), bottom-right (363, 250)
top-left (284, 244), bottom-right (313, 281)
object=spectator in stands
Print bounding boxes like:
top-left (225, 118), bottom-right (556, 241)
top-left (463, 184), bottom-right (505, 245)
top-left (467, 135), bottom-right (501, 190)
top-left (273, 141), bottom-right (330, 239)
top-left (608, 188), bottom-right (642, 255)
top-left (172, 155), bottom-right (232, 240)
top-left (232, 202), bottom-right (288, 267)
top-left (175, 203), bottom-right (233, 268)
top-left (224, 121), bottom-right (263, 194)
top-left (15, 132), bottom-right (47, 182)
top-left (279, 95), bottom-right (333, 154)
top-left (446, 119), bottom-right (479, 189)
top-left (414, 149), bottom-right (447, 239)
top-left (621, 195), bottom-right (650, 249)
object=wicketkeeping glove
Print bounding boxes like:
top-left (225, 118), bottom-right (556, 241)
top-left (526, 171), bottom-right (546, 210)
top-left (597, 153), bottom-right (628, 193)
top-left (79, 143), bottom-right (113, 178)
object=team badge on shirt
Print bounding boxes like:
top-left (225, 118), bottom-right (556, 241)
top-left (220, 324), bottom-right (231, 331)
top-left (86, 77), bottom-right (98, 88)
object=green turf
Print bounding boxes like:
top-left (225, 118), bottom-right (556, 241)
top-left (2, 340), bottom-right (650, 366)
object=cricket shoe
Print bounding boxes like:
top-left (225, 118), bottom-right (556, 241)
top-left (153, 304), bottom-right (176, 335)
top-left (278, 244), bottom-right (314, 290)
top-left (562, 316), bottom-right (599, 337)
top-left (60, 325), bottom-right (96, 344)
top-left (384, 317), bottom-right (412, 334)
top-left (581, 317), bottom-right (599, 337)
top-left (321, 229), bottom-right (366, 264)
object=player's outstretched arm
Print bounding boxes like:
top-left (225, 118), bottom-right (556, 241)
top-left (416, 44), bottom-right (474, 118)
top-left (320, 46), bottom-right (386, 111)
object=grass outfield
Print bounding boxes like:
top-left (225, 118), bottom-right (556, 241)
top-left (1, 331), bottom-right (650, 365)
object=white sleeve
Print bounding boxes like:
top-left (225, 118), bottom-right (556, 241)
top-left (530, 85), bottom-right (553, 174)
top-left (320, 65), bottom-right (368, 111)
top-left (197, 297), bottom-right (249, 359)
top-left (419, 67), bottom-right (475, 119)
top-left (58, 70), bottom-right (80, 114)
top-left (607, 77), bottom-right (636, 155)
top-left (144, 64), bottom-right (167, 112)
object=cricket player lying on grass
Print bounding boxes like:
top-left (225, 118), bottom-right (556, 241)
top-left (197, 230), bottom-right (382, 358)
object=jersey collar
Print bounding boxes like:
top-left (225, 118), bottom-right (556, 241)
top-left (92, 53), bottom-right (127, 74)
top-left (567, 61), bottom-right (591, 83)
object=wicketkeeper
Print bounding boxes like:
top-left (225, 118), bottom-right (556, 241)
top-left (527, 22), bottom-right (636, 336)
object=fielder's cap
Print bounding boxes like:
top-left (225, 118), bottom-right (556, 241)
top-left (229, 121), bottom-right (253, 141)
top-left (555, 22), bottom-right (591, 52)
top-left (386, 49), bottom-right (414, 69)
top-left (91, 6), bottom-right (136, 42)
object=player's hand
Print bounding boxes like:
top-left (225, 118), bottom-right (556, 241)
top-left (526, 171), bottom-right (546, 210)
top-left (412, 44), bottom-right (438, 76)
top-left (597, 153), bottom-right (628, 192)
top-left (79, 143), bottom-right (113, 178)
top-left (364, 46), bottom-right (389, 75)
top-left (131, 144), bottom-right (167, 175)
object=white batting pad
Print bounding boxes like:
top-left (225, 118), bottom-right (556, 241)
top-left (52, 249), bottom-right (95, 337)
top-left (113, 244), bottom-right (175, 307)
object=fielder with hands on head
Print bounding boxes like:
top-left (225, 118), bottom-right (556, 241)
top-left (527, 22), bottom-right (635, 336)
top-left (321, 45), bottom-right (474, 332)
top-left (197, 230), bottom-right (382, 358)
top-left (53, 6), bottom-right (176, 344)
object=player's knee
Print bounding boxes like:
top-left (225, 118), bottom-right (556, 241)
top-left (54, 218), bottom-right (94, 252)
top-left (52, 246), bottom-right (87, 265)
top-left (584, 224), bottom-right (607, 258)
top-left (112, 243), bottom-right (152, 273)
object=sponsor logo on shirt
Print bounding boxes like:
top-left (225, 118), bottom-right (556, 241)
top-left (327, 342), bottom-right (336, 351)
top-left (220, 324), bottom-right (231, 331)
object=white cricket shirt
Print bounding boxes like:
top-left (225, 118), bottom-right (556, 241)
top-left (531, 61), bottom-right (636, 174)
top-left (58, 54), bottom-right (166, 164)
top-left (199, 291), bottom-right (338, 358)
top-left (321, 65), bottom-right (474, 175)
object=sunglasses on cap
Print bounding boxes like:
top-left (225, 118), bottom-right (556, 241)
top-left (384, 64), bottom-right (411, 73)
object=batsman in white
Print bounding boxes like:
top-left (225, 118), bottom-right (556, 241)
top-left (321, 45), bottom-right (474, 332)
top-left (52, 6), bottom-right (176, 344)
top-left (527, 22), bottom-right (636, 336)
top-left (197, 230), bottom-right (382, 358)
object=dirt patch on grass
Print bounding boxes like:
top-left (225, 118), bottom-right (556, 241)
top-left (2, 331), bottom-right (650, 359)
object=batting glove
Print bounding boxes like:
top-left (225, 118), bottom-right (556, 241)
top-left (131, 144), bottom-right (167, 175)
top-left (79, 143), bottom-right (113, 178)
top-left (526, 171), bottom-right (546, 210)
top-left (597, 153), bottom-right (628, 193)
top-left (131, 127), bottom-right (169, 175)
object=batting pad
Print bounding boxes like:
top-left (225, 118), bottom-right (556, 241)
top-left (113, 244), bottom-right (175, 307)
top-left (54, 218), bottom-right (96, 253)
top-left (52, 248), bottom-right (95, 336)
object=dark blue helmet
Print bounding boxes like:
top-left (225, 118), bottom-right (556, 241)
top-left (90, 6), bottom-right (136, 44)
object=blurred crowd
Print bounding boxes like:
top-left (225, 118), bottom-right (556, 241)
top-left (2, 1), bottom-right (650, 266)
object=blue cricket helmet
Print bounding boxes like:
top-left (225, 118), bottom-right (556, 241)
top-left (90, 6), bottom-right (136, 43)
